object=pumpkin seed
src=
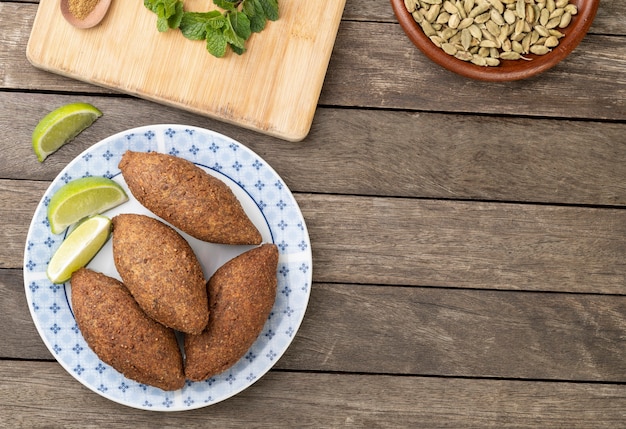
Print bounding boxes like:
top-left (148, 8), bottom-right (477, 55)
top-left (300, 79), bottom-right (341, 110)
top-left (471, 54), bottom-right (488, 66)
top-left (429, 35), bottom-right (446, 47)
top-left (549, 8), bottom-right (564, 19)
top-left (503, 9), bottom-right (516, 24)
top-left (439, 27), bottom-right (458, 40)
top-left (544, 35), bottom-right (560, 48)
top-left (441, 42), bottom-right (459, 55)
top-left (455, 50), bottom-right (474, 61)
top-left (468, 23), bottom-right (482, 38)
top-left (426, 4), bottom-right (441, 22)
top-left (474, 11), bottom-right (491, 24)
top-left (549, 29), bottom-right (565, 38)
top-left (525, 3), bottom-right (535, 24)
top-left (490, 8), bottom-right (505, 25)
top-left (540, 8), bottom-right (550, 26)
top-left (405, 0), bottom-right (578, 67)
top-left (449, 13), bottom-right (462, 28)
top-left (485, 57), bottom-right (501, 66)
top-left (535, 24), bottom-right (550, 37)
top-left (516, 0), bottom-right (525, 20)
top-left (421, 19), bottom-right (437, 36)
top-left (458, 17), bottom-right (475, 29)
top-left (455, 1), bottom-right (468, 18)
top-left (405, 0), bottom-right (418, 13)
top-left (463, 0), bottom-right (475, 14)
top-left (487, 0), bottom-right (505, 14)
top-left (486, 19), bottom-right (501, 37)
top-left (500, 51), bottom-right (521, 60)
top-left (469, 2), bottom-right (491, 18)
top-left (461, 28), bottom-right (473, 49)
top-left (521, 32), bottom-right (531, 53)
top-left (480, 39), bottom-right (499, 48)
top-left (530, 44), bottom-right (551, 55)
top-left (443, 1), bottom-right (458, 14)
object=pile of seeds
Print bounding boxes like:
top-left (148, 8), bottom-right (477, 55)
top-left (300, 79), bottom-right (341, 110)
top-left (404, 0), bottom-right (578, 66)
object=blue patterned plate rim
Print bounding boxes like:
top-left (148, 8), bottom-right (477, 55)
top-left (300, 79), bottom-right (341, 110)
top-left (23, 124), bottom-right (312, 411)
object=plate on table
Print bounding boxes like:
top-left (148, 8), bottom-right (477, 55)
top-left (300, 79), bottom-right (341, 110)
top-left (23, 125), bottom-right (312, 411)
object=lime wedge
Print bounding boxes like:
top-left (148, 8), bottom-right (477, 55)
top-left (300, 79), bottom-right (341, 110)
top-left (47, 176), bottom-right (128, 235)
top-left (47, 215), bottom-right (112, 284)
top-left (32, 102), bottom-right (102, 162)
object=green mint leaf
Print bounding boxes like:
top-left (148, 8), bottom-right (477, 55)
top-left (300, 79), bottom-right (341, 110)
top-left (147, 0), bottom-right (277, 56)
top-left (207, 14), bottom-right (228, 29)
top-left (242, 0), bottom-right (257, 17)
top-left (248, 0), bottom-right (267, 33)
top-left (213, 0), bottom-right (238, 11)
top-left (223, 21), bottom-right (246, 50)
top-left (167, 1), bottom-right (184, 29)
top-left (145, 0), bottom-right (183, 31)
top-left (258, 0), bottom-right (278, 21)
top-left (229, 43), bottom-right (246, 55)
top-left (229, 11), bottom-right (251, 41)
top-left (179, 11), bottom-right (222, 40)
top-left (143, 0), bottom-right (158, 13)
top-left (157, 16), bottom-right (169, 32)
top-left (156, 3), bottom-right (169, 32)
top-left (206, 28), bottom-right (228, 57)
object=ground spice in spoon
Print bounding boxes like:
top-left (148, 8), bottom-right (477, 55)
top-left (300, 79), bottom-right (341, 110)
top-left (68, 0), bottom-right (100, 20)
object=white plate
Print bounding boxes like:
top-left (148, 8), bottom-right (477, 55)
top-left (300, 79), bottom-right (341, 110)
top-left (23, 125), bottom-right (312, 411)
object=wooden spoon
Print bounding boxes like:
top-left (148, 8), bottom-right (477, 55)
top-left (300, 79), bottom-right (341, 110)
top-left (60, 0), bottom-right (112, 29)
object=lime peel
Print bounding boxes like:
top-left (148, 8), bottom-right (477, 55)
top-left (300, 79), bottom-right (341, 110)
top-left (47, 176), bottom-right (128, 235)
top-left (46, 215), bottom-right (112, 284)
top-left (32, 102), bottom-right (102, 162)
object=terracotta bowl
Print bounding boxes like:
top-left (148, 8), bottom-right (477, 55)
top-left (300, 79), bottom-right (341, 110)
top-left (390, 0), bottom-right (600, 81)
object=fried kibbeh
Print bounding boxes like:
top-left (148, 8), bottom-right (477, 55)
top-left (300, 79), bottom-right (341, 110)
top-left (118, 150), bottom-right (262, 245)
top-left (112, 213), bottom-right (208, 335)
top-left (71, 268), bottom-right (185, 391)
top-left (184, 244), bottom-right (279, 381)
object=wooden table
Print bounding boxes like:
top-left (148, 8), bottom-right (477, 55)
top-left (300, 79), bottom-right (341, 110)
top-left (1, 0), bottom-right (625, 426)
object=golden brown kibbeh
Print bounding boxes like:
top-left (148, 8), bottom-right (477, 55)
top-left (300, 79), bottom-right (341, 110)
top-left (184, 244), bottom-right (279, 381)
top-left (71, 268), bottom-right (185, 391)
top-left (119, 150), bottom-right (262, 245)
top-left (112, 213), bottom-right (208, 334)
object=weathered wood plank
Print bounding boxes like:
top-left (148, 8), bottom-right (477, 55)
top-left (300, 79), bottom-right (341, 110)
top-left (0, 2), bottom-right (104, 92)
top-left (4, 184), bottom-right (626, 293)
top-left (322, 22), bottom-right (626, 120)
top-left (0, 179), bottom-right (44, 270)
top-left (344, 0), bottom-right (626, 37)
top-left (1, 361), bottom-right (625, 428)
top-left (5, 0), bottom-right (626, 32)
top-left (0, 269), bottom-right (49, 359)
top-left (301, 194), bottom-right (626, 293)
top-left (284, 283), bottom-right (626, 381)
top-left (3, 3), bottom-right (625, 121)
top-left (2, 93), bottom-right (626, 207)
top-left (4, 266), bottom-right (625, 381)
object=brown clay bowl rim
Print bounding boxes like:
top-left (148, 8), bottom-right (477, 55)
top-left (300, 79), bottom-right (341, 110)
top-left (390, 0), bottom-right (600, 81)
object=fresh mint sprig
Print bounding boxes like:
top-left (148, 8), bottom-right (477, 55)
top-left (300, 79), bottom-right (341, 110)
top-left (144, 0), bottom-right (279, 58)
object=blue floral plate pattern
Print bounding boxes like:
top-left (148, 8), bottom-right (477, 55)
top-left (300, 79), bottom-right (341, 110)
top-left (23, 125), bottom-right (312, 411)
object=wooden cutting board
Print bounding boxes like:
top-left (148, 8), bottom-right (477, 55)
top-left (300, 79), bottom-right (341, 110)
top-left (27, 0), bottom-right (346, 141)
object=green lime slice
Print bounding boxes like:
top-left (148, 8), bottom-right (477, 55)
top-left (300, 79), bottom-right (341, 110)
top-left (47, 176), bottom-right (128, 235)
top-left (46, 215), bottom-right (112, 284)
top-left (32, 102), bottom-right (102, 162)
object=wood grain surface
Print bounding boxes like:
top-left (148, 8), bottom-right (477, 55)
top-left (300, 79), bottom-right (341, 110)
top-left (1, 0), bottom-right (625, 427)
top-left (26, 0), bottom-right (346, 141)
